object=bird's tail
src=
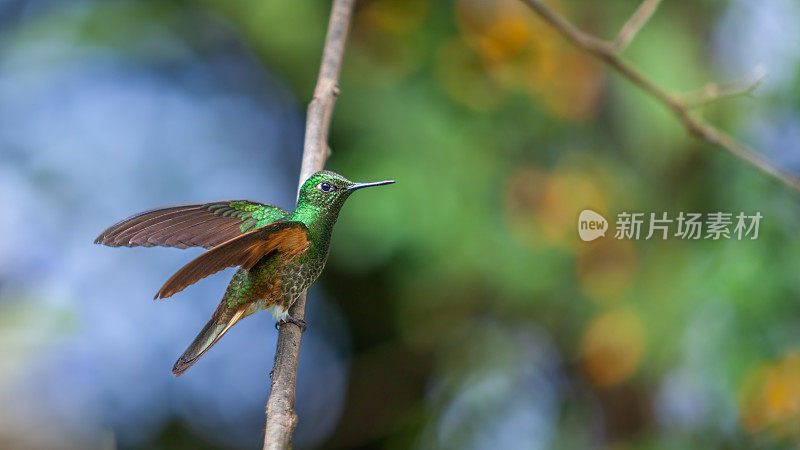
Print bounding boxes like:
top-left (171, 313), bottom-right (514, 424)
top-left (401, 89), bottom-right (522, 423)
top-left (172, 300), bottom-right (247, 376)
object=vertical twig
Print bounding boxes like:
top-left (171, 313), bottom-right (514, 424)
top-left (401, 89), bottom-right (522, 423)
top-left (611, 0), bottom-right (663, 52)
top-left (263, 0), bottom-right (355, 448)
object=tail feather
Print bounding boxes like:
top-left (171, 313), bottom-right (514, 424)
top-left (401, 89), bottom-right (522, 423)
top-left (172, 301), bottom-right (246, 376)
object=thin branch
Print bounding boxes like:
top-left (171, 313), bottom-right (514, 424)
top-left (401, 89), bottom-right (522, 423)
top-left (612, 0), bottom-right (663, 52)
top-left (519, 0), bottom-right (800, 191)
top-left (679, 69), bottom-right (766, 109)
top-left (263, 1), bottom-right (355, 449)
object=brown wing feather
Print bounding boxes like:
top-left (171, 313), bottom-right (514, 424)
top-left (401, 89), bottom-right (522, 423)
top-left (128, 212), bottom-right (214, 246)
top-left (105, 209), bottom-right (209, 245)
top-left (154, 221), bottom-right (309, 300)
top-left (187, 222), bottom-right (247, 249)
top-left (94, 201), bottom-right (286, 249)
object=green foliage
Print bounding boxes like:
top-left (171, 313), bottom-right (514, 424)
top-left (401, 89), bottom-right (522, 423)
top-left (6, 0), bottom-right (800, 447)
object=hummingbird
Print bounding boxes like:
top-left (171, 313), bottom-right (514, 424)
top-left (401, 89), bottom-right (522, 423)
top-left (95, 170), bottom-right (394, 376)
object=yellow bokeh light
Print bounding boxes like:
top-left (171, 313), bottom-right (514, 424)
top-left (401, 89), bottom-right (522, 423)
top-left (434, 37), bottom-right (506, 111)
top-left (537, 171), bottom-right (606, 243)
top-left (456, 0), bottom-right (538, 61)
top-left (453, 0), bottom-right (604, 120)
top-left (740, 352), bottom-right (800, 441)
top-left (577, 237), bottom-right (637, 306)
top-left (504, 165), bottom-right (609, 250)
top-left (581, 307), bottom-right (646, 387)
top-left (530, 48), bottom-right (605, 121)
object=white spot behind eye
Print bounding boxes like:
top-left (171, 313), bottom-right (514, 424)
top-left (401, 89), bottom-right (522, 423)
top-left (317, 181), bottom-right (335, 192)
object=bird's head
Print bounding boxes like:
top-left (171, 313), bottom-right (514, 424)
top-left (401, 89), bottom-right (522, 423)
top-left (297, 170), bottom-right (394, 212)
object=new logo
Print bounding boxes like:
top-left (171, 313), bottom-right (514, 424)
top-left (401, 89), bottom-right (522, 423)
top-left (578, 209), bottom-right (608, 241)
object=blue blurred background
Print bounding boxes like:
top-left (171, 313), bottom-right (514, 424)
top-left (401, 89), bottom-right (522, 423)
top-left (1, 0), bottom-right (800, 448)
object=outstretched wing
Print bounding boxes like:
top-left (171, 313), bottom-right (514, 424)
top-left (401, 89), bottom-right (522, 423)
top-left (94, 201), bottom-right (287, 249)
top-left (155, 221), bottom-right (309, 299)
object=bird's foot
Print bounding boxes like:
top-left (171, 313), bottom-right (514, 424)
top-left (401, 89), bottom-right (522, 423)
top-left (275, 315), bottom-right (307, 332)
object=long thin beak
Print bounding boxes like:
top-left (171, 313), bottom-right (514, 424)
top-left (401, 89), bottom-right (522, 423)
top-left (347, 180), bottom-right (396, 191)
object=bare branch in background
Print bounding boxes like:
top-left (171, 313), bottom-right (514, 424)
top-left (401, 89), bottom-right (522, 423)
top-left (612, 0), bottom-right (663, 52)
top-left (519, 0), bottom-right (800, 191)
top-left (263, 0), bottom-right (355, 448)
top-left (680, 68), bottom-right (766, 109)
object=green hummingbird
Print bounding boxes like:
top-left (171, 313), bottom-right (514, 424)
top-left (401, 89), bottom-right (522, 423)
top-left (95, 170), bottom-right (394, 376)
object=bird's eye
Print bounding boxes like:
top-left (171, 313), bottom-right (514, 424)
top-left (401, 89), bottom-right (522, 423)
top-left (317, 181), bottom-right (335, 192)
